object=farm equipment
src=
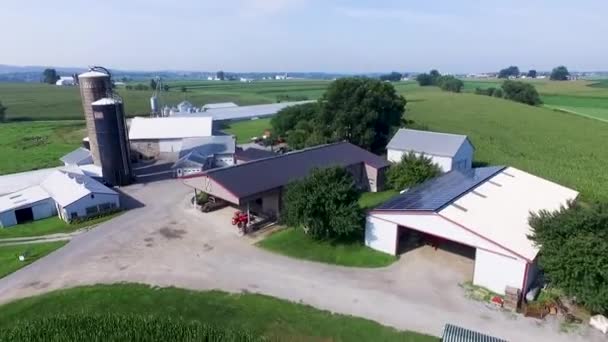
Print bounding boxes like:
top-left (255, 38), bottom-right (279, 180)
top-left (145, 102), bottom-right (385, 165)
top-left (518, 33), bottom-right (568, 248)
top-left (200, 197), bottom-right (227, 213)
top-left (232, 211), bottom-right (250, 234)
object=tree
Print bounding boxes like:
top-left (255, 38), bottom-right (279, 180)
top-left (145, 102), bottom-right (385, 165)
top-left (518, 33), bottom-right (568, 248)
top-left (529, 202), bottom-right (608, 313)
top-left (283, 167), bottom-right (364, 240)
top-left (527, 69), bottom-right (537, 78)
top-left (550, 66), bottom-right (570, 81)
top-left (150, 78), bottom-right (157, 90)
top-left (416, 73), bottom-right (433, 86)
top-left (216, 70), bottom-right (225, 81)
top-left (271, 102), bottom-right (319, 138)
top-left (436, 75), bottom-right (464, 93)
top-left (386, 152), bottom-right (441, 190)
top-left (42, 68), bottom-right (59, 84)
top-left (180, 86), bottom-right (187, 93)
top-left (493, 88), bottom-right (503, 98)
top-left (498, 66), bottom-right (520, 79)
top-left (501, 80), bottom-right (542, 105)
top-left (0, 101), bottom-right (6, 122)
top-left (318, 78), bottom-right (406, 153)
top-left (380, 72), bottom-right (402, 82)
top-left (429, 69), bottom-right (441, 84)
top-left (163, 84), bottom-right (170, 92)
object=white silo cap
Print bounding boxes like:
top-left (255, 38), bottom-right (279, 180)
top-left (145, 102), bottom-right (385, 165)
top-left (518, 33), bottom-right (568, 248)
top-left (92, 98), bottom-right (122, 105)
top-left (79, 71), bottom-right (109, 78)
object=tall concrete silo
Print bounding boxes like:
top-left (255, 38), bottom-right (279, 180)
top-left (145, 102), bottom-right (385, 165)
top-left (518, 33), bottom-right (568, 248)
top-left (78, 67), bottom-right (132, 186)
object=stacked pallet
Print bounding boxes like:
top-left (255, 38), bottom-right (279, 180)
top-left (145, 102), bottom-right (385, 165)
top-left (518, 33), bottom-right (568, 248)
top-left (504, 286), bottom-right (521, 311)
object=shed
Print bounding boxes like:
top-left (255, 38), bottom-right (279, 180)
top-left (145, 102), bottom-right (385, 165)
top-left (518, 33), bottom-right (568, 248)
top-left (441, 324), bottom-right (507, 342)
top-left (173, 136), bottom-right (236, 177)
top-left (184, 142), bottom-right (389, 217)
top-left (60, 147), bottom-right (93, 166)
top-left (365, 166), bottom-right (578, 294)
top-left (387, 129), bottom-right (474, 172)
top-left (0, 186), bottom-right (55, 228)
top-left (41, 170), bottom-right (120, 222)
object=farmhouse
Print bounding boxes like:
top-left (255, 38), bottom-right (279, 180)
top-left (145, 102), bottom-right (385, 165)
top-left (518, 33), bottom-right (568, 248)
top-left (365, 166), bottom-right (578, 294)
top-left (41, 170), bottom-right (120, 222)
top-left (184, 142), bottom-right (389, 217)
top-left (387, 129), bottom-right (474, 172)
top-left (173, 136), bottom-right (236, 178)
top-left (128, 117), bottom-right (213, 160)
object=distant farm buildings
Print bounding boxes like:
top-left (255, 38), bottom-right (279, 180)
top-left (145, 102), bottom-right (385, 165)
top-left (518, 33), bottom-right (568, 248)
top-left (55, 76), bottom-right (75, 86)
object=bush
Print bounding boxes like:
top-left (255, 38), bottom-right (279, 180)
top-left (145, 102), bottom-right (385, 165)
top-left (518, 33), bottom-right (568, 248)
top-left (0, 314), bottom-right (262, 341)
top-left (387, 152), bottom-right (442, 190)
top-left (69, 208), bottom-right (121, 225)
top-left (416, 73), bottom-right (433, 86)
top-left (501, 80), bottom-right (542, 105)
top-left (283, 167), bottom-right (364, 240)
top-left (437, 76), bottom-right (463, 93)
top-left (195, 192), bottom-right (209, 205)
top-left (492, 88), bottom-right (503, 98)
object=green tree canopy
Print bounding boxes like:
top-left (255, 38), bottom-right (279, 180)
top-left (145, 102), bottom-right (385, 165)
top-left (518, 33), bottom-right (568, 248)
top-left (318, 78), bottom-right (406, 153)
top-left (386, 152), bottom-right (442, 190)
top-left (529, 201), bottom-right (608, 313)
top-left (42, 68), bottom-right (59, 84)
top-left (379, 72), bottom-right (403, 82)
top-left (150, 78), bottom-right (157, 90)
top-left (550, 66), bottom-right (570, 81)
top-left (527, 69), bottom-right (537, 78)
top-left (501, 80), bottom-right (542, 106)
top-left (498, 66), bottom-right (520, 79)
top-left (271, 102), bottom-right (319, 138)
top-left (436, 75), bottom-right (464, 93)
top-left (216, 70), bottom-right (225, 81)
top-left (283, 167), bottom-right (364, 240)
top-left (0, 101), bottom-right (6, 122)
top-left (416, 73), bottom-right (433, 86)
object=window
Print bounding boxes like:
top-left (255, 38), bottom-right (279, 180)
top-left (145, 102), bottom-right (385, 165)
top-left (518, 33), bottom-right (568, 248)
top-left (91, 194), bottom-right (95, 199)
top-left (70, 212), bottom-right (78, 220)
top-left (85, 206), bottom-right (99, 215)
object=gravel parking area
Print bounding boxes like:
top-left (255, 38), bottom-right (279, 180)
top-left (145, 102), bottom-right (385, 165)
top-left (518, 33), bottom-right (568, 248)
top-left (0, 179), bottom-right (602, 341)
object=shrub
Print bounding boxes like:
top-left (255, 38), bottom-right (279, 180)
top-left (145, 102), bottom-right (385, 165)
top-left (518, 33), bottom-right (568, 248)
top-left (437, 76), bottom-right (464, 93)
top-left (501, 80), bottom-right (542, 105)
top-left (0, 314), bottom-right (263, 342)
top-left (387, 152), bottom-right (442, 190)
top-left (69, 208), bottom-right (121, 225)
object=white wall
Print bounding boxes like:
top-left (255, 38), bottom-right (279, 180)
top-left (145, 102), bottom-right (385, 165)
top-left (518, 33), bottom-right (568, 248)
top-left (365, 216), bottom-right (398, 255)
top-left (214, 154), bottom-right (234, 167)
top-left (159, 139), bottom-right (183, 153)
top-left (62, 193), bottom-right (120, 221)
top-left (474, 248), bottom-right (527, 294)
top-left (451, 142), bottom-right (474, 171)
top-left (387, 149), bottom-right (454, 172)
top-left (371, 213), bottom-right (518, 258)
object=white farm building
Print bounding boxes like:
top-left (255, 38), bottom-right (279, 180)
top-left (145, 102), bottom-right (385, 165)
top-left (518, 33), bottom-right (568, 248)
top-left (0, 186), bottom-right (56, 227)
top-left (387, 129), bottom-right (474, 172)
top-left (365, 166), bottom-right (578, 294)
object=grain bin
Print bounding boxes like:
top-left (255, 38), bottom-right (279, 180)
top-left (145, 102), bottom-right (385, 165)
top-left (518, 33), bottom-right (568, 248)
top-left (90, 98), bottom-right (133, 186)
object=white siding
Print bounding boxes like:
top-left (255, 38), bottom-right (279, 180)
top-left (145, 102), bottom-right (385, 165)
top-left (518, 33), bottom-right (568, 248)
top-left (63, 193), bottom-right (120, 221)
top-left (365, 216), bottom-right (398, 255)
top-left (159, 139), bottom-right (183, 153)
top-left (387, 149), bottom-right (454, 172)
top-left (451, 141), bottom-right (474, 171)
top-left (214, 155), bottom-right (234, 167)
top-left (0, 211), bottom-right (16, 228)
top-left (474, 248), bottom-right (526, 294)
top-left (371, 213), bottom-right (518, 258)
top-left (31, 199), bottom-right (57, 220)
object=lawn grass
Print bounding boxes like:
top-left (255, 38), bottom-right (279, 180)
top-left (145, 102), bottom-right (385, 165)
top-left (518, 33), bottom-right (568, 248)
top-left (0, 212), bottom-right (122, 239)
top-left (257, 228), bottom-right (397, 268)
top-left (359, 190), bottom-right (399, 210)
top-left (223, 118), bottom-right (273, 143)
top-left (0, 284), bottom-right (437, 341)
top-left (0, 241), bottom-right (66, 278)
top-left (0, 121), bottom-right (85, 175)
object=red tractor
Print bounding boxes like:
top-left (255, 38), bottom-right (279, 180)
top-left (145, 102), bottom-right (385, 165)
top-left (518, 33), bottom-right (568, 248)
top-left (231, 211), bottom-right (250, 234)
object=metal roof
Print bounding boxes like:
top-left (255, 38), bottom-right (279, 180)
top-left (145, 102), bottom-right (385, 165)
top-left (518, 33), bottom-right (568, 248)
top-left (202, 102), bottom-right (238, 110)
top-left (387, 129), bottom-right (471, 157)
top-left (235, 147), bottom-right (277, 162)
top-left (194, 142), bottom-right (389, 199)
top-left (376, 166), bottom-right (506, 211)
top-left (78, 71), bottom-right (108, 78)
top-left (441, 324), bottom-right (507, 342)
top-left (180, 136), bottom-right (236, 156)
top-left (128, 117), bottom-right (213, 140)
top-left (41, 170), bottom-right (117, 207)
top-left (0, 186), bottom-right (51, 214)
top-left (0, 167), bottom-right (61, 196)
top-left (173, 152), bottom-right (210, 169)
top-left (60, 147), bottom-right (93, 166)
top-left (175, 101), bottom-right (313, 121)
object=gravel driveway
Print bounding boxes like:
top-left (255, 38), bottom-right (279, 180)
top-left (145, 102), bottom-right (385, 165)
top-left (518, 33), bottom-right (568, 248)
top-left (0, 179), bottom-right (602, 341)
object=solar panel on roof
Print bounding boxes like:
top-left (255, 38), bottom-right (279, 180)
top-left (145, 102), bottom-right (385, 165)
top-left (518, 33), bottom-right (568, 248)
top-left (376, 166), bottom-right (506, 211)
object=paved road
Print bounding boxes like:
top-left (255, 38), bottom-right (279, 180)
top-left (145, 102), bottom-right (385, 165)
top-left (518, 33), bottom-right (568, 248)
top-left (0, 179), bottom-right (602, 341)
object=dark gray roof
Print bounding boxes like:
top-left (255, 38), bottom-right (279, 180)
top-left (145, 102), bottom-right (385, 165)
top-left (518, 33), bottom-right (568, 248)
top-left (60, 147), bottom-right (93, 165)
top-left (235, 147), bottom-right (277, 162)
top-left (205, 142), bottom-right (389, 198)
top-left (375, 166), bottom-right (505, 211)
top-left (180, 136), bottom-right (235, 158)
top-left (387, 129), bottom-right (471, 157)
top-left (442, 324), bottom-right (507, 342)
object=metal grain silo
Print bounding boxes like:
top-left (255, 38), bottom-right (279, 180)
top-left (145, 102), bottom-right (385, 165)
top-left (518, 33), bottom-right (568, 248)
top-left (90, 98), bottom-right (133, 186)
top-left (78, 67), bottom-right (132, 186)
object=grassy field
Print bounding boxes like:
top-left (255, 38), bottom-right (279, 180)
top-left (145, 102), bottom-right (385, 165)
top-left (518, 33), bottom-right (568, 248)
top-left (0, 80), bottom-right (331, 121)
top-left (223, 118), bottom-right (273, 143)
top-left (0, 212), bottom-right (122, 239)
top-left (0, 121), bottom-right (85, 175)
top-left (0, 284), bottom-right (437, 341)
top-left (0, 241), bottom-right (66, 278)
top-left (257, 228), bottom-right (397, 267)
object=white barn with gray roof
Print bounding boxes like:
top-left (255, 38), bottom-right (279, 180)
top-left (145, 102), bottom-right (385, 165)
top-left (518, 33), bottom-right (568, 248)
top-left (387, 129), bottom-right (474, 172)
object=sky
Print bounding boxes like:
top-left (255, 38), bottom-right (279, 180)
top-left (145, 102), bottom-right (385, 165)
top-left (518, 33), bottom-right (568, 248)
top-left (1, 0), bottom-right (607, 73)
